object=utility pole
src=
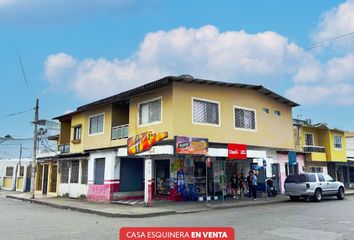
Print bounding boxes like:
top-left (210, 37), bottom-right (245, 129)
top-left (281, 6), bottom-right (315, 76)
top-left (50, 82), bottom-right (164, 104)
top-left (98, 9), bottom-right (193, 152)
top-left (30, 99), bottom-right (39, 199)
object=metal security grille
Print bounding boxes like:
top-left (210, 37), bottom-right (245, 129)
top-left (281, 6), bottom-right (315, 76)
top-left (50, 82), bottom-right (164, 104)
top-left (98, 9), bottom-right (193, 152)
top-left (61, 162), bottom-right (69, 183)
top-left (305, 133), bottom-right (314, 146)
top-left (94, 158), bottom-right (105, 185)
top-left (193, 99), bottom-right (219, 124)
top-left (139, 99), bottom-right (161, 125)
top-left (234, 108), bottom-right (255, 129)
top-left (334, 135), bottom-right (342, 148)
top-left (70, 161), bottom-right (79, 183)
top-left (81, 160), bottom-right (88, 184)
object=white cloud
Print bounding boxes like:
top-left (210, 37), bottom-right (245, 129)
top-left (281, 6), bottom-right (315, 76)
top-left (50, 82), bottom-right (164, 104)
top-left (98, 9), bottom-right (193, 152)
top-left (44, 25), bottom-right (310, 101)
top-left (0, 0), bottom-right (151, 24)
top-left (312, 0), bottom-right (354, 51)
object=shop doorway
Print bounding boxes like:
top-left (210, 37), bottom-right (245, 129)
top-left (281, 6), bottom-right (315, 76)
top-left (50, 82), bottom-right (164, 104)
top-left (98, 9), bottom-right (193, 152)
top-left (155, 160), bottom-right (170, 195)
top-left (271, 163), bottom-right (280, 192)
top-left (42, 165), bottom-right (49, 195)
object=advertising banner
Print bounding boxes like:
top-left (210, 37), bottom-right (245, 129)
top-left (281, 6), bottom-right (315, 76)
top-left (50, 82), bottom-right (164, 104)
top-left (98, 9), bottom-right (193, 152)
top-left (227, 143), bottom-right (247, 159)
top-left (128, 131), bottom-right (168, 155)
top-left (175, 136), bottom-right (208, 155)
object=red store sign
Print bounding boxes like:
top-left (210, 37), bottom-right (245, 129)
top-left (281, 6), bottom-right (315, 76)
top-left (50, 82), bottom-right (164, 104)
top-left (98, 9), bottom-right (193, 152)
top-left (228, 143), bottom-right (247, 159)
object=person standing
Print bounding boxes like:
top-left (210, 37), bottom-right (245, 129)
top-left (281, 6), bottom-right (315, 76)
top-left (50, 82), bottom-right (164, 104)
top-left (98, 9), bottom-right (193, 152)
top-left (230, 174), bottom-right (239, 199)
top-left (252, 172), bottom-right (258, 200)
top-left (247, 171), bottom-right (253, 198)
top-left (239, 173), bottom-right (246, 200)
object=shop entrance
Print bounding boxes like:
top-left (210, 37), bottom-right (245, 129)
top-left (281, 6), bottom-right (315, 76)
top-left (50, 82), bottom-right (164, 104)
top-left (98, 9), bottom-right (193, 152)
top-left (155, 160), bottom-right (170, 195)
top-left (42, 165), bottom-right (49, 195)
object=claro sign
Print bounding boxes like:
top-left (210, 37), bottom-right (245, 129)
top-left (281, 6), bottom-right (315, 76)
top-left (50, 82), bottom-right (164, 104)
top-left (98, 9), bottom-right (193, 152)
top-left (228, 143), bottom-right (247, 159)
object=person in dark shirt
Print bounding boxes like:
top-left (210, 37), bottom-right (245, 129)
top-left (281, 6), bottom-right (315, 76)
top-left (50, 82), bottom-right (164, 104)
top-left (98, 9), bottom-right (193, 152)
top-left (230, 174), bottom-right (239, 199)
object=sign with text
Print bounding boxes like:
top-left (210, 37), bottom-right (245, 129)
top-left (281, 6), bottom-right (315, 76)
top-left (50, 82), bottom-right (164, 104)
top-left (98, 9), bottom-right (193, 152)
top-left (175, 136), bottom-right (208, 155)
top-left (128, 131), bottom-right (168, 155)
top-left (228, 144), bottom-right (247, 159)
top-left (119, 227), bottom-right (235, 240)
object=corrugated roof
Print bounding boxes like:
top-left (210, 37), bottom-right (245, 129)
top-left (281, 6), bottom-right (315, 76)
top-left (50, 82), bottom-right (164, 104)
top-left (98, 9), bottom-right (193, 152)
top-left (54, 75), bottom-right (299, 120)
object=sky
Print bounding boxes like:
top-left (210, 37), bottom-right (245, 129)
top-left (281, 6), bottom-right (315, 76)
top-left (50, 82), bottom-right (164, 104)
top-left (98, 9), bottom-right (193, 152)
top-left (1, 0), bottom-right (354, 141)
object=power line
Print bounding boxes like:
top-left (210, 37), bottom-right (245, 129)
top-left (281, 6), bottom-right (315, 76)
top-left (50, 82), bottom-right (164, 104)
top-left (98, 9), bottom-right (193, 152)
top-left (1, 107), bottom-right (34, 118)
top-left (17, 53), bottom-right (31, 91)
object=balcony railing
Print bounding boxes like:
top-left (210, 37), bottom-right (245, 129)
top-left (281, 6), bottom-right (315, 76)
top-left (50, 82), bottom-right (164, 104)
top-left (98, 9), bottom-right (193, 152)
top-left (303, 145), bottom-right (325, 153)
top-left (58, 144), bottom-right (70, 154)
top-left (112, 124), bottom-right (129, 140)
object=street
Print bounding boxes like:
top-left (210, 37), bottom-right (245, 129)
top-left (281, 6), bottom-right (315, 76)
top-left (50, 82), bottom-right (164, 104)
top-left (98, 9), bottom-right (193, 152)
top-left (0, 195), bottom-right (353, 240)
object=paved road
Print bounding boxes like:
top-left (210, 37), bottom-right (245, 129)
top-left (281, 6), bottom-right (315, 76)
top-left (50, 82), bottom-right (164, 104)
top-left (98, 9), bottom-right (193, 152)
top-left (0, 194), bottom-right (353, 240)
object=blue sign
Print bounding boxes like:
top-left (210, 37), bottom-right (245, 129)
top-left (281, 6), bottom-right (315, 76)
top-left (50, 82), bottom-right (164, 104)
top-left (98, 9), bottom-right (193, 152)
top-left (288, 151), bottom-right (297, 165)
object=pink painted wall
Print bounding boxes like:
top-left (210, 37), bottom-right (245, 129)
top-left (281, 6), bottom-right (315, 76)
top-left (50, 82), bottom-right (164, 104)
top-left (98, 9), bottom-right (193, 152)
top-left (87, 181), bottom-right (120, 202)
top-left (276, 153), bottom-right (305, 193)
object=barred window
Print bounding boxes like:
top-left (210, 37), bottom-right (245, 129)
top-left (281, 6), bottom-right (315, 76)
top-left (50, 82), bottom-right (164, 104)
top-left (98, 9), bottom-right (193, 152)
top-left (193, 99), bottom-right (219, 125)
top-left (81, 160), bottom-right (88, 185)
top-left (334, 135), bottom-right (342, 149)
top-left (70, 161), bottom-right (79, 183)
top-left (6, 167), bottom-right (13, 177)
top-left (138, 98), bottom-right (161, 125)
top-left (89, 114), bottom-right (104, 135)
top-left (234, 107), bottom-right (256, 130)
top-left (274, 110), bottom-right (281, 116)
top-left (61, 162), bottom-right (69, 183)
top-left (305, 133), bottom-right (314, 146)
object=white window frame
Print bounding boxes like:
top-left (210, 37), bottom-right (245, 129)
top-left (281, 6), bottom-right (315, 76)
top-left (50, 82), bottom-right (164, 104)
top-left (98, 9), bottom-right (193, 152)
top-left (304, 132), bottom-right (314, 146)
top-left (333, 135), bottom-right (343, 150)
top-left (137, 96), bottom-right (163, 127)
top-left (233, 105), bottom-right (257, 132)
top-left (191, 97), bottom-right (221, 127)
top-left (88, 113), bottom-right (105, 136)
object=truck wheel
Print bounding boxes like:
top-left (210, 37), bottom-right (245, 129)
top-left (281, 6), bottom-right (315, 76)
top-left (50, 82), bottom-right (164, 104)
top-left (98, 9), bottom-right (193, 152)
top-left (313, 189), bottom-right (322, 202)
top-left (337, 187), bottom-right (345, 200)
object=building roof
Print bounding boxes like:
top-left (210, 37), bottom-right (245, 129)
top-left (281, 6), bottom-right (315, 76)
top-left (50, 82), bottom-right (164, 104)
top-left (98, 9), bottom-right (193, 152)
top-left (54, 75), bottom-right (300, 120)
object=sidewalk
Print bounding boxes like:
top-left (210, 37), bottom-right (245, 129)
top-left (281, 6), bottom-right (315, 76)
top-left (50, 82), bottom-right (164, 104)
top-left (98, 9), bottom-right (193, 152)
top-left (3, 190), bottom-right (354, 218)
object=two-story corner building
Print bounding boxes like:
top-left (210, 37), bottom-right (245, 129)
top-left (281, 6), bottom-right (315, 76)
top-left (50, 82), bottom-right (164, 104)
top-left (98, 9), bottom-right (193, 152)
top-left (293, 119), bottom-right (349, 185)
top-left (345, 132), bottom-right (354, 188)
top-left (53, 75), bottom-right (299, 203)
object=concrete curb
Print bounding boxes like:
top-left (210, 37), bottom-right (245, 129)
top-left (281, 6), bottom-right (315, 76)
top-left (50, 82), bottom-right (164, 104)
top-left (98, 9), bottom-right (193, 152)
top-left (6, 195), bottom-right (177, 218)
top-left (6, 192), bottom-right (354, 218)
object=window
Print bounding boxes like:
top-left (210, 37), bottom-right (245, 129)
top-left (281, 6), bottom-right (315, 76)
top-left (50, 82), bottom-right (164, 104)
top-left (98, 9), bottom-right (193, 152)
top-left (192, 98), bottom-right (220, 125)
top-left (70, 161), bottom-right (79, 183)
top-left (94, 158), bottom-right (105, 185)
top-left (323, 174), bottom-right (334, 182)
top-left (138, 98), bottom-right (162, 125)
top-left (308, 167), bottom-right (323, 173)
top-left (318, 174), bottom-right (325, 182)
top-left (334, 135), bottom-right (342, 149)
top-left (19, 166), bottom-right (24, 177)
top-left (305, 133), bottom-right (314, 146)
top-left (89, 114), bottom-right (104, 135)
top-left (307, 174), bottom-right (317, 182)
top-left (81, 160), bottom-right (88, 185)
top-left (234, 107), bottom-right (256, 130)
top-left (61, 162), bottom-right (69, 183)
top-left (73, 125), bottom-right (82, 141)
top-left (6, 167), bottom-right (13, 177)
top-left (285, 163), bottom-right (299, 176)
top-left (262, 108), bottom-right (269, 114)
top-left (274, 110), bottom-right (281, 116)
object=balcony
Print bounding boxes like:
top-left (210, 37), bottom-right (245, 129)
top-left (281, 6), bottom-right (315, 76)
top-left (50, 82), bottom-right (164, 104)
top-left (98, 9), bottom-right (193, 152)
top-left (303, 145), bottom-right (325, 153)
top-left (112, 124), bottom-right (129, 140)
top-left (58, 144), bottom-right (70, 154)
